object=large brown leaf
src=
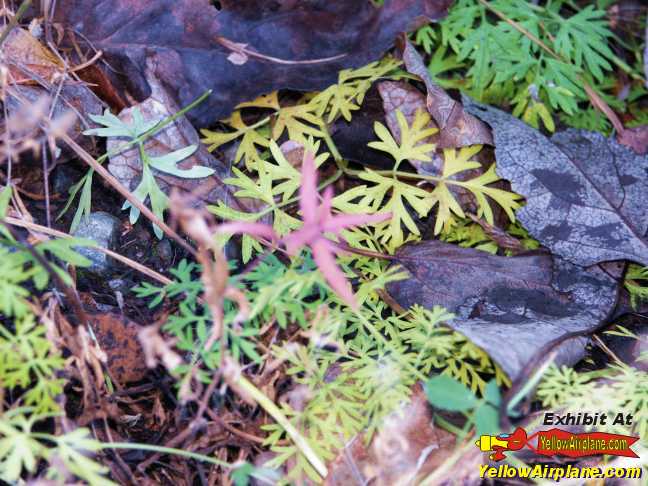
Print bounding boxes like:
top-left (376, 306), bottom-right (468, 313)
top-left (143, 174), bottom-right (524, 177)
top-left (54, 0), bottom-right (453, 126)
top-left (386, 241), bottom-right (620, 379)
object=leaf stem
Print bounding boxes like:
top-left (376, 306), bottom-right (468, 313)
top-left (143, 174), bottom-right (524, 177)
top-left (256, 169), bottom-right (343, 218)
top-left (320, 124), bottom-right (343, 163)
top-left (0, 0), bottom-right (31, 46)
top-left (100, 442), bottom-right (233, 469)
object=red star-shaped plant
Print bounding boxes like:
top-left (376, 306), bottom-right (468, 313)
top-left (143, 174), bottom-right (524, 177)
top-left (218, 151), bottom-right (390, 308)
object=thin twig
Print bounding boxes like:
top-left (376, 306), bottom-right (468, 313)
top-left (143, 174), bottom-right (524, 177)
top-left (5, 215), bottom-right (172, 286)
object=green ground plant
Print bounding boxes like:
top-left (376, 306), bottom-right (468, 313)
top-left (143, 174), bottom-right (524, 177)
top-left (415, 0), bottom-right (647, 133)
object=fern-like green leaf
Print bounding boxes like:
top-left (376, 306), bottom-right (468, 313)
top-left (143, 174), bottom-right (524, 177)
top-left (368, 110), bottom-right (437, 169)
top-left (430, 145), bottom-right (521, 234)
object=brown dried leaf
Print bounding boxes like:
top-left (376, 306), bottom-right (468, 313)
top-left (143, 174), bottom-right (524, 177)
top-left (400, 39), bottom-right (492, 148)
top-left (617, 125), bottom-right (648, 155)
top-left (386, 241), bottom-right (619, 379)
top-left (90, 312), bottom-right (148, 383)
top-left (464, 101), bottom-right (648, 267)
top-left (7, 84), bottom-right (103, 157)
top-left (3, 28), bottom-right (64, 84)
top-left (326, 385), bottom-right (455, 486)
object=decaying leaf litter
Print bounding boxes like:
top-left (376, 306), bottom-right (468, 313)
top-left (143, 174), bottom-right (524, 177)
top-left (1, 0), bottom-right (647, 484)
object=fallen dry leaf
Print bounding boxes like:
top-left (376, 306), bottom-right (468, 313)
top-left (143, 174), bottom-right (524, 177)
top-left (54, 0), bottom-right (454, 126)
top-left (325, 385), bottom-right (457, 486)
top-left (400, 39), bottom-right (492, 148)
top-left (2, 27), bottom-right (64, 84)
top-left (386, 240), bottom-right (619, 379)
top-left (90, 312), bottom-right (148, 383)
top-left (7, 84), bottom-right (103, 156)
top-left (3, 27), bottom-right (104, 156)
top-left (465, 99), bottom-right (648, 267)
top-left (617, 125), bottom-right (648, 155)
top-left (107, 73), bottom-right (238, 208)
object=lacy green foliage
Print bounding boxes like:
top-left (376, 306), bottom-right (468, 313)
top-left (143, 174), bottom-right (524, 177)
top-left (416, 0), bottom-right (647, 133)
top-left (134, 254), bottom-right (330, 366)
top-left (0, 316), bottom-right (65, 414)
top-left (82, 109), bottom-right (214, 238)
top-left (442, 219), bottom-right (498, 254)
top-left (537, 360), bottom-right (648, 440)
top-left (0, 194), bottom-right (108, 483)
top-left (335, 114), bottom-right (520, 249)
top-left (624, 264), bottom-right (648, 309)
top-left (0, 188), bottom-right (92, 414)
top-left (0, 238), bottom-right (92, 319)
top-left (136, 253), bottom-right (507, 483)
top-left (0, 409), bottom-right (113, 485)
top-left (257, 271), bottom-right (508, 483)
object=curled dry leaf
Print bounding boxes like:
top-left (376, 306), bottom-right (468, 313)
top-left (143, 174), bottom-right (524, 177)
top-left (465, 99), bottom-right (648, 267)
top-left (400, 40), bottom-right (492, 148)
top-left (54, 0), bottom-right (453, 126)
top-left (7, 85), bottom-right (102, 157)
top-left (386, 240), bottom-right (619, 380)
top-left (2, 28), bottom-right (65, 84)
top-left (3, 28), bottom-right (104, 155)
top-left (617, 125), bottom-right (648, 155)
top-left (138, 324), bottom-right (183, 372)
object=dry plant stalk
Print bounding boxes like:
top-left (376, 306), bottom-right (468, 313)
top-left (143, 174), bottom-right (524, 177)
top-left (171, 194), bottom-right (249, 352)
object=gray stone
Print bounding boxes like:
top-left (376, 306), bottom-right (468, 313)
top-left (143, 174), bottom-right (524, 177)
top-left (72, 212), bottom-right (121, 275)
top-left (155, 238), bottom-right (173, 267)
